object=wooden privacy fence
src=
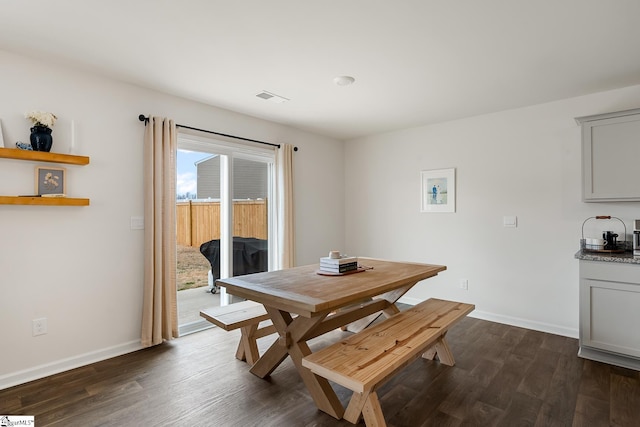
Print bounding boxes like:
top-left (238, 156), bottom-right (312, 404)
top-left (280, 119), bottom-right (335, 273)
top-left (177, 199), bottom-right (267, 248)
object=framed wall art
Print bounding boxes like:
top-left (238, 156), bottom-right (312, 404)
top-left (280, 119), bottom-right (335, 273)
top-left (35, 166), bottom-right (66, 196)
top-left (421, 168), bottom-right (456, 213)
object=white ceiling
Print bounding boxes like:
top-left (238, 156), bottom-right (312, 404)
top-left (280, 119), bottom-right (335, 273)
top-left (2, 1), bottom-right (640, 140)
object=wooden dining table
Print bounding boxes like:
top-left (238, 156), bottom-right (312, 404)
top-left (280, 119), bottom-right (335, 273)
top-left (216, 257), bottom-right (446, 420)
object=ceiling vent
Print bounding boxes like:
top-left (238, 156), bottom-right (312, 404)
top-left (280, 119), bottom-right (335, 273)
top-left (255, 90), bottom-right (289, 104)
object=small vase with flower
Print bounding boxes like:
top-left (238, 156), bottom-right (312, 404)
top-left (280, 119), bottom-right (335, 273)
top-left (25, 110), bottom-right (57, 152)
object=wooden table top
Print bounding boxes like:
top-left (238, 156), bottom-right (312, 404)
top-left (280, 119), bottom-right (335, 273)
top-left (217, 258), bottom-right (446, 317)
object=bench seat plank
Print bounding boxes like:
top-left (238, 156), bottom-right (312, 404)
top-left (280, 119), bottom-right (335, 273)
top-left (302, 298), bottom-right (474, 394)
top-left (200, 300), bottom-right (270, 330)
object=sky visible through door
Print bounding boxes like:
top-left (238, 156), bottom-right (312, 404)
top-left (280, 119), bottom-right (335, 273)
top-left (177, 149), bottom-right (210, 198)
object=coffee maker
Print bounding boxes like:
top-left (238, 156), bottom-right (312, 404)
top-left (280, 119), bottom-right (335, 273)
top-left (634, 219), bottom-right (640, 257)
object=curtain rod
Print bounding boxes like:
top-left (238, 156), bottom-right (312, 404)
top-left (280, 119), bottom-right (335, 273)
top-left (138, 115), bottom-right (298, 151)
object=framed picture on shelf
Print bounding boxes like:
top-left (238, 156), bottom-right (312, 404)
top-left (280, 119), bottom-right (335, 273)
top-left (420, 168), bottom-right (456, 213)
top-left (35, 166), bottom-right (66, 196)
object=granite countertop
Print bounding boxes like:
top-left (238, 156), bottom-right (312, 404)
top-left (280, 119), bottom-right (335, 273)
top-left (575, 249), bottom-right (640, 265)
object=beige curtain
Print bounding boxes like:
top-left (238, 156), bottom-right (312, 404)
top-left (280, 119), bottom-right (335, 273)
top-left (276, 144), bottom-right (295, 269)
top-left (141, 116), bottom-right (178, 347)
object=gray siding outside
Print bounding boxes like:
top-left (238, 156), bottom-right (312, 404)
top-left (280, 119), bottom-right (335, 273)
top-left (196, 156), bottom-right (268, 199)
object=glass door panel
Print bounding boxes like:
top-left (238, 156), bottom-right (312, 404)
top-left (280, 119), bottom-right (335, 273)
top-left (176, 134), bottom-right (275, 334)
top-left (176, 148), bottom-right (220, 335)
top-left (228, 156), bottom-right (270, 304)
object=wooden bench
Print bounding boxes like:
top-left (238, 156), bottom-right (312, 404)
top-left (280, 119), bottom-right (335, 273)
top-left (302, 298), bottom-right (474, 426)
top-left (200, 300), bottom-right (276, 365)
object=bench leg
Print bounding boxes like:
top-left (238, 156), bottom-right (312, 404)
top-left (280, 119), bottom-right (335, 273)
top-left (344, 391), bottom-right (367, 424)
top-left (422, 335), bottom-right (455, 366)
top-left (344, 389), bottom-right (387, 427)
top-left (236, 324), bottom-right (260, 365)
top-left (344, 390), bottom-right (387, 427)
top-left (362, 392), bottom-right (386, 427)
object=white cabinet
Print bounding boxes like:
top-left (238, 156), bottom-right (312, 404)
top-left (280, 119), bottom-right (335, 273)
top-left (575, 108), bottom-right (640, 202)
top-left (579, 260), bottom-right (640, 370)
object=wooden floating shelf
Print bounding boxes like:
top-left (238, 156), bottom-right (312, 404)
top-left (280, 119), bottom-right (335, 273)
top-left (0, 147), bottom-right (89, 165)
top-left (0, 196), bottom-right (90, 206)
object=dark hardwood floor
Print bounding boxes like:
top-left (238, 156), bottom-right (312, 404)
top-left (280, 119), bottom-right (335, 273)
top-left (1, 316), bottom-right (639, 426)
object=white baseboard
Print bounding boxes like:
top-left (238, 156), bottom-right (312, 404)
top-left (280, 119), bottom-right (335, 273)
top-left (398, 296), bottom-right (424, 306)
top-left (469, 310), bottom-right (578, 339)
top-left (0, 340), bottom-right (144, 391)
top-left (398, 296), bottom-right (578, 339)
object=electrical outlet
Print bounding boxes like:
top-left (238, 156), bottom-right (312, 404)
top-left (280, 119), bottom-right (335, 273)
top-left (32, 317), bottom-right (47, 336)
top-left (459, 279), bottom-right (469, 290)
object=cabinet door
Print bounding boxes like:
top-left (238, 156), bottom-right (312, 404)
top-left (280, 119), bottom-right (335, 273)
top-left (580, 278), bottom-right (640, 357)
top-left (578, 110), bottom-right (640, 202)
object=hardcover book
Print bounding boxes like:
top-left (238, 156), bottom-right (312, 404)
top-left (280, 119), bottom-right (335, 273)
top-left (319, 262), bottom-right (358, 273)
top-left (319, 256), bottom-right (358, 265)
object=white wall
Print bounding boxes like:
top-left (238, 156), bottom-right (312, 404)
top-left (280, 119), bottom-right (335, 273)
top-left (0, 49), bottom-right (345, 389)
top-left (345, 85), bottom-right (640, 338)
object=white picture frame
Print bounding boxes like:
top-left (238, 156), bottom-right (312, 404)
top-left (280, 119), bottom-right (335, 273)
top-left (0, 119), bottom-right (5, 148)
top-left (420, 168), bottom-right (456, 213)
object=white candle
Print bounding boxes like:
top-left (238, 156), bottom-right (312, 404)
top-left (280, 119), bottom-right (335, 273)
top-left (70, 119), bottom-right (75, 153)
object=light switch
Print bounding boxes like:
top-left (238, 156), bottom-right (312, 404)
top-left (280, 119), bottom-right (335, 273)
top-left (130, 216), bottom-right (144, 230)
top-left (503, 216), bottom-right (517, 228)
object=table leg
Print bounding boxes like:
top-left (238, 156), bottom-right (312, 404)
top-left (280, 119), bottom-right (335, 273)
top-left (345, 283), bottom-right (414, 333)
top-left (289, 337), bottom-right (345, 419)
top-left (252, 307), bottom-right (345, 419)
top-left (249, 307), bottom-right (319, 378)
top-left (249, 341), bottom-right (288, 378)
top-left (249, 308), bottom-right (295, 378)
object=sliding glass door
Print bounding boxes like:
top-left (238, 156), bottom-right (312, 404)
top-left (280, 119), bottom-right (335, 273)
top-left (176, 132), bottom-right (275, 334)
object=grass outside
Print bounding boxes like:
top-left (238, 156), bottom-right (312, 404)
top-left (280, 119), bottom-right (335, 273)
top-left (177, 245), bottom-right (210, 291)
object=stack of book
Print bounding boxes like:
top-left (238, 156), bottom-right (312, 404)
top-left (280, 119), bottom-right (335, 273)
top-left (319, 256), bottom-right (358, 274)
